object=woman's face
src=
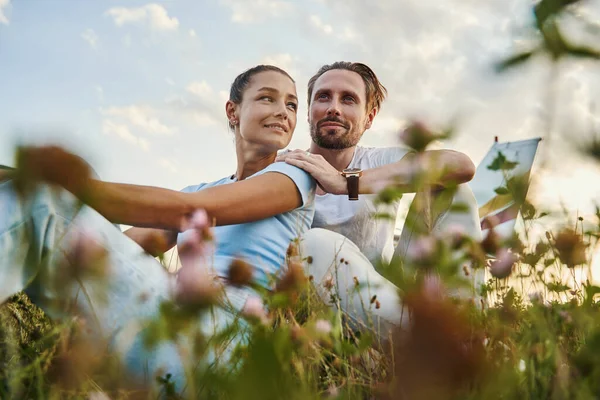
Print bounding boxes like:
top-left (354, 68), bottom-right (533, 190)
top-left (230, 71), bottom-right (298, 152)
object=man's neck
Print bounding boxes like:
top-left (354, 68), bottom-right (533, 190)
top-left (309, 143), bottom-right (357, 172)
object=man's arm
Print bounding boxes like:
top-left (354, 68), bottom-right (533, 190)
top-left (276, 149), bottom-right (475, 195)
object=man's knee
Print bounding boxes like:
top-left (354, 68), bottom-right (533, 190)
top-left (299, 228), bottom-right (365, 284)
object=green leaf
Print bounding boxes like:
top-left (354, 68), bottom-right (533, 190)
top-left (566, 45), bottom-right (600, 60)
top-left (495, 50), bottom-right (537, 72)
top-left (494, 187), bottom-right (510, 195)
top-left (487, 151), bottom-right (519, 171)
top-left (449, 203), bottom-right (469, 213)
top-left (546, 282), bottom-right (571, 293)
top-left (357, 333), bottom-right (374, 353)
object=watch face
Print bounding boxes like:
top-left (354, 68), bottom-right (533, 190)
top-left (343, 168), bottom-right (362, 174)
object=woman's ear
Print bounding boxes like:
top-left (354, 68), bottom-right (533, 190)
top-left (225, 100), bottom-right (238, 122)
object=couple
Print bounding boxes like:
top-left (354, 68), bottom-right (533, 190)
top-left (0, 62), bottom-right (479, 391)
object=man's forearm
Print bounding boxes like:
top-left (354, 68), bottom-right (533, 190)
top-left (360, 150), bottom-right (475, 194)
top-left (81, 180), bottom-right (194, 231)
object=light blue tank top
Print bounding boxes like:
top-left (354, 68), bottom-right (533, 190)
top-left (177, 162), bottom-right (315, 288)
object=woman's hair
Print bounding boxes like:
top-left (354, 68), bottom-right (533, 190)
top-left (228, 65), bottom-right (295, 130)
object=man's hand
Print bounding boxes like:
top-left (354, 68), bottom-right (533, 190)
top-left (15, 146), bottom-right (94, 197)
top-left (276, 149), bottom-right (347, 195)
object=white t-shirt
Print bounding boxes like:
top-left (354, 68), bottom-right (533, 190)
top-left (312, 146), bottom-right (411, 264)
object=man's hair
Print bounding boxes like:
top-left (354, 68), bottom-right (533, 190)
top-left (307, 61), bottom-right (387, 113)
top-left (229, 65), bottom-right (295, 129)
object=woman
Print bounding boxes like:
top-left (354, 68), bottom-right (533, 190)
top-left (0, 65), bottom-right (315, 392)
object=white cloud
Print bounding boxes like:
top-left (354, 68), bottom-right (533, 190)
top-left (81, 28), bottom-right (99, 49)
top-left (186, 81), bottom-right (214, 100)
top-left (261, 53), bottom-right (295, 71)
top-left (95, 85), bottom-right (104, 102)
top-left (122, 34), bottom-right (133, 47)
top-left (220, 0), bottom-right (294, 23)
top-left (159, 158), bottom-right (178, 173)
top-left (0, 0), bottom-right (10, 25)
top-left (189, 29), bottom-right (197, 38)
top-left (101, 105), bottom-right (176, 135)
top-left (102, 120), bottom-right (150, 151)
top-left (105, 4), bottom-right (179, 31)
top-left (309, 15), bottom-right (332, 34)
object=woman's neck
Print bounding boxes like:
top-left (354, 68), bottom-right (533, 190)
top-left (234, 140), bottom-right (277, 181)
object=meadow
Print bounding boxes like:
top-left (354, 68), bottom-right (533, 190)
top-left (2, 0), bottom-right (600, 398)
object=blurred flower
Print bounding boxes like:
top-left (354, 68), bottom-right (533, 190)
top-left (559, 310), bottom-right (573, 324)
top-left (481, 215), bottom-right (500, 231)
top-left (326, 385), bottom-right (339, 398)
top-left (315, 319), bottom-right (332, 335)
top-left (392, 288), bottom-right (486, 399)
top-left (276, 261), bottom-right (307, 294)
top-left (422, 274), bottom-right (446, 302)
top-left (178, 214), bottom-right (215, 270)
top-left (47, 324), bottom-right (106, 389)
top-left (175, 266), bottom-right (222, 308)
top-left (88, 392), bottom-right (111, 400)
top-left (438, 223), bottom-right (467, 249)
top-left (227, 258), bottom-right (254, 287)
top-left (554, 228), bottom-right (587, 267)
top-left (14, 145), bottom-right (93, 198)
top-left (518, 359), bottom-right (526, 372)
top-left (528, 291), bottom-right (543, 303)
top-left (322, 274), bottom-right (334, 291)
top-left (180, 209), bottom-right (209, 232)
top-left (399, 121), bottom-right (442, 152)
top-left (489, 249), bottom-right (518, 279)
top-left (291, 325), bottom-right (307, 344)
top-left (406, 236), bottom-right (437, 265)
top-left (286, 240), bottom-right (300, 260)
top-left (481, 227), bottom-right (500, 255)
top-left (64, 228), bottom-right (109, 280)
top-left (241, 296), bottom-right (269, 324)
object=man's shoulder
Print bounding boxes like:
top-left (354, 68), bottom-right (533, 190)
top-left (353, 145), bottom-right (412, 168)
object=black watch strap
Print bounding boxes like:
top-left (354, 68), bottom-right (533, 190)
top-left (347, 175), bottom-right (359, 201)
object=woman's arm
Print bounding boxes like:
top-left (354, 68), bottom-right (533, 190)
top-left (84, 173), bottom-right (303, 229)
top-left (17, 146), bottom-right (304, 230)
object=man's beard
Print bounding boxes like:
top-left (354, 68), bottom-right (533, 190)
top-left (310, 119), bottom-right (362, 150)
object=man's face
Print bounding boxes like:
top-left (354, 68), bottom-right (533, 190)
top-left (308, 69), bottom-right (375, 150)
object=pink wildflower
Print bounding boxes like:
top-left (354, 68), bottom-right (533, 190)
top-left (241, 296), bottom-right (269, 324)
top-left (315, 319), bottom-right (332, 335)
top-left (489, 248), bottom-right (518, 279)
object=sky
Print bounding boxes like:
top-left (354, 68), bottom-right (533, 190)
top-left (1, 0), bottom-right (600, 226)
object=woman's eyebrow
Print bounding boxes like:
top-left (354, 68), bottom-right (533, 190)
top-left (257, 87), bottom-right (298, 102)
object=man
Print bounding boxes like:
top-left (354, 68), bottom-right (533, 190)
top-left (277, 62), bottom-right (483, 337)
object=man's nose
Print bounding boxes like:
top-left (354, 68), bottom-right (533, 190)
top-left (326, 101), bottom-right (341, 116)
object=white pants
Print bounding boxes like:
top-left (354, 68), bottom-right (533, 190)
top-left (0, 181), bottom-right (248, 393)
top-left (300, 184), bottom-right (484, 340)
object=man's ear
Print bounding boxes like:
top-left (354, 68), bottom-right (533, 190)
top-left (225, 100), bottom-right (237, 121)
top-left (364, 107), bottom-right (378, 130)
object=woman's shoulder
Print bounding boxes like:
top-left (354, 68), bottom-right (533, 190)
top-left (256, 162), bottom-right (316, 209)
top-left (180, 176), bottom-right (234, 193)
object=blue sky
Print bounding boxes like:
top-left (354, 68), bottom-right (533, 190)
top-left (1, 0), bottom-right (600, 219)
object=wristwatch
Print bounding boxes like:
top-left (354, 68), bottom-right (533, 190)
top-left (341, 168), bottom-right (363, 201)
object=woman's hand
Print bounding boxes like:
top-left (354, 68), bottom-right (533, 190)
top-left (15, 145), bottom-right (94, 197)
